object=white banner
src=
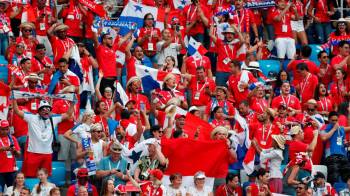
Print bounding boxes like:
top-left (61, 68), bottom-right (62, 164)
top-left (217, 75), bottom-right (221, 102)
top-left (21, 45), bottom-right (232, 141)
top-left (11, 90), bottom-right (76, 102)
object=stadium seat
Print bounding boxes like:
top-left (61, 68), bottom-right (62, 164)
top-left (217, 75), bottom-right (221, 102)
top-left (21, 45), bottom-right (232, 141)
top-left (312, 165), bottom-right (328, 181)
top-left (334, 182), bottom-right (347, 193)
top-left (16, 161), bottom-right (23, 171)
top-left (309, 44), bottom-right (327, 66)
top-left (25, 178), bottom-right (39, 191)
top-left (48, 161), bottom-right (66, 186)
top-left (258, 60), bottom-right (281, 78)
top-left (0, 55), bottom-right (6, 65)
top-left (0, 64), bottom-right (8, 84)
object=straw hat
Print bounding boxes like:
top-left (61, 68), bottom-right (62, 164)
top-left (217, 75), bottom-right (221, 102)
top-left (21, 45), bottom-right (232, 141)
top-left (271, 134), bottom-right (286, 150)
top-left (24, 73), bottom-right (42, 81)
top-left (221, 26), bottom-right (235, 34)
top-left (306, 99), bottom-right (317, 106)
top-left (210, 126), bottom-right (228, 139)
top-left (19, 22), bottom-right (35, 30)
top-left (54, 23), bottom-right (69, 32)
top-left (163, 73), bottom-right (176, 82)
top-left (290, 125), bottom-right (302, 136)
top-left (126, 76), bottom-right (141, 89)
top-left (244, 61), bottom-right (262, 72)
top-left (215, 86), bottom-right (228, 95)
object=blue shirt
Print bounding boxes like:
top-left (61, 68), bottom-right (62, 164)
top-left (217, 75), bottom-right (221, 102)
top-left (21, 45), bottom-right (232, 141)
top-left (98, 156), bottom-right (128, 186)
top-left (322, 124), bottom-right (346, 157)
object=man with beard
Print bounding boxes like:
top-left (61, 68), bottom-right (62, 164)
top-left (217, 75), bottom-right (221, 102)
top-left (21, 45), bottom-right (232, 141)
top-left (67, 168), bottom-right (98, 196)
top-left (215, 173), bottom-right (243, 196)
top-left (13, 99), bottom-right (74, 177)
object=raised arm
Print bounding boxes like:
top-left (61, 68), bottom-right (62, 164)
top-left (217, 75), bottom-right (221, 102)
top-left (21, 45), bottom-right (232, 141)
top-left (273, 3), bottom-right (291, 22)
top-left (125, 36), bottom-right (136, 60)
top-left (12, 99), bottom-right (24, 119)
top-left (61, 100), bottom-right (75, 121)
top-left (47, 22), bottom-right (60, 38)
top-left (95, 71), bottom-right (103, 100)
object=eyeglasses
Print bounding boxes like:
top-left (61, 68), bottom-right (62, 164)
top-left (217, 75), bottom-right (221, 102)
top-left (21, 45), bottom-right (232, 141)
top-left (23, 29), bottom-right (32, 32)
top-left (322, 56), bottom-right (329, 59)
top-left (146, 18), bottom-right (154, 20)
top-left (16, 45), bottom-right (24, 48)
top-left (105, 37), bottom-right (113, 40)
top-left (158, 131), bottom-right (164, 134)
top-left (307, 108), bottom-right (316, 112)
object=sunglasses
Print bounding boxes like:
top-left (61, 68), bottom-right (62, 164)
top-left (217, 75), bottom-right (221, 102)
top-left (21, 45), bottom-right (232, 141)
top-left (158, 131), bottom-right (164, 133)
top-left (23, 29), bottom-right (32, 32)
top-left (105, 37), bottom-right (113, 40)
top-left (146, 18), bottom-right (154, 20)
top-left (307, 108), bottom-right (316, 112)
top-left (321, 56), bottom-right (328, 59)
top-left (296, 186), bottom-right (304, 190)
top-left (93, 131), bottom-right (103, 133)
top-left (16, 45), bottom-right (24, 48)
top-left (330, 118), bottom-right (338, 122)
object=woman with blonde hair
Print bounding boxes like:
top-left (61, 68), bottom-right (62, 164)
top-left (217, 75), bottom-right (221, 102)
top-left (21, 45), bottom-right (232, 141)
top-left (64, 110), bottom-right (95, 146)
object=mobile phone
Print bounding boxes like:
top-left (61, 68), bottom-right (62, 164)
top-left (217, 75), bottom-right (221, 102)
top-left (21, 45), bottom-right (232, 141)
top-left (175, 25), bottom-right (180, 32)
top-left (140, 102), bottom-right (145, 111)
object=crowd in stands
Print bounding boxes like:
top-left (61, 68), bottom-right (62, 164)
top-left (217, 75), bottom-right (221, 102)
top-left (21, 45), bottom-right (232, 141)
top-left (2, 0), bottom-right (350, 195)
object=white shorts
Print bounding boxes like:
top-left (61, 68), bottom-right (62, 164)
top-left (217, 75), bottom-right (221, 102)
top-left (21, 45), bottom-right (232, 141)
top-left (275, 37), bottom-right (296, 59)
top-left (291, 20), bottom-right (305, 32)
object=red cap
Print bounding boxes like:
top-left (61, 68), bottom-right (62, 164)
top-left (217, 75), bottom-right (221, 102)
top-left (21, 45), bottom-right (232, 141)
top-left (0, 120), bottom-right (9, 128)
top-left (149, 169), bottom-right (163, 181)
top-left (116, 184), bottom-right (127, 193)
top-left (175, 114), bottom-right (186, 120)
top-left (77, 168), bottom-right (88, 177)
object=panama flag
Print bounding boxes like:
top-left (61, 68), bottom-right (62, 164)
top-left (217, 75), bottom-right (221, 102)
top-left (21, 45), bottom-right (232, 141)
top-left (187, 37), bottom-right (208, 58)
top-left (118, 1), bottom-right (165, 35)
top-left (135, 65), bottom-right (181, 92)
top-left (172, 0), bottom-right (190, 9)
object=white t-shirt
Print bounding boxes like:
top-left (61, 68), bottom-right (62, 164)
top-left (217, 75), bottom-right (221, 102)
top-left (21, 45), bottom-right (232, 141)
top-left (5, 186), bottom-right (20, 196)
top-left (165, 185), bottom-right (186, 196)
top-left (31, 182), bottom-right (56, 196)
top-left (186, 186), bottom-right (212, 196)
top-left (72, 123), bottom-right (91, 142)
top-left (92, 139), bottom-right (104, 164)
top-left (156, 41), bottom-right (180, 66)
top-left (23, 113), bottom-right (62, 154)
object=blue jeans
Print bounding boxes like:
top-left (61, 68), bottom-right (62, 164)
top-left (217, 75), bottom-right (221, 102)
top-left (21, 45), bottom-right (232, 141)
top-left (265, 24), bottom-right (275, 41)
top-left (314, 22), bottom-right (332, 44)
top-left (0, 33), bottom-right (9, 56)
top-left (215, 72), bottom-right (230, 87)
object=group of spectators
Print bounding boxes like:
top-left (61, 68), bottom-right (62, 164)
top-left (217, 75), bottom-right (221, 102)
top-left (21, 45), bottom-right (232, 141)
top-left (2, 0), bottom-right (350, 195)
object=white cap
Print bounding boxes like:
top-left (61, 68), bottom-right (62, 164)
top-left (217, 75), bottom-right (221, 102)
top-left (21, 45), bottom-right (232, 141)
top-left (194, 171), bottom-right (206, 179)
top-left (189, 106), bottom-right (199, 112)
top-left (38, 100), bottom-right (52, 110)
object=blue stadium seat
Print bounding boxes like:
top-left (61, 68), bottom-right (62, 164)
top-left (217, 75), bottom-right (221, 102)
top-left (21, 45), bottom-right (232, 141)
top-left (48, 161), bottom-right (66, 186)
top-left (0, 65), bottom-right (8, 84)
top-left (16, 160), bottom-right (23, 171)
top-left (258, 60), bottom-right (281, 77)
top-left (25, 178), bottom-right (39, 191)
top-left (309, 44), bottom-right (328, 66)
top-left (0, 55), bottom-right (6, 65)
top-left (334, 182), bottom-right (347, 193)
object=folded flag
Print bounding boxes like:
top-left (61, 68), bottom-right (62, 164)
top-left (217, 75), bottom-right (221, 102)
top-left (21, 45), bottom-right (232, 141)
top-left (187, 37), bottom-right (208, 58)
top-left (135, 65), bottom-right (181, 92)
top-left (243, 146), bottom-right (256, 175)
top-left (172, 0), bottom-right (190, 9)
top-left (113, 82), bottom-right (129, 106)
top-left (107, 118), bottom-right (119, 139)
top-left (161, 138), bottom-right (229, 178)
top-left (118, 1), bottom-right (164, 35)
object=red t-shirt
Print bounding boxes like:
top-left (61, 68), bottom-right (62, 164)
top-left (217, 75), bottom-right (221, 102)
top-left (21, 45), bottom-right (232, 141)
top-left (215, 184), bottom-right (243, 196)
top-left (330, 55), bottom-right (347, 78)
top-left (52, 100), bottom-right (74, 135)
top-left (16, 36), bottom-right (38, 58)
top-left (60, 5), bottom-right (83, 38)
top-left (66, 183), bottom-right (98, 196)
top-left (317, 97), bottom-right (333, 113)
top-left (184, 55), bottom-right (211, 76)
top-left (216, 39), bottom-right (242, 73)
top-left (310, 0), bottom-right (332, 22)
top-left (289, 140), bottom-right (312, 171)
top-left (297, 73), bottom-right (318, 105)
top-left (96, 44), bottom-right (118, 78)
top-left (265, 7), bottom-right (276, 25)
top-left (287, 59), bottom-right (320, 86)
top-left (250, 97), bottom-right (268, 114)
top-left (0, 136), bottom-right (20, 173)
top-left (228, 71), bottom-right (257, 106)
top-left (183, 4), bottom-right (210, 36)
top-left (31, 56), bottom-right (54, 86)
top-left (272, 9), bottom-right (293, 38)
top-left (137, 27), bottom-right (161, 55)
top-left (50, 36), bottom-right (75, 65)
top-left (84, 12), bottom-right (94, 39)
top-left (271, 95), bottom-right (301, 111)
top-left (330, 79), bottom-right (350, 106)
top-left (251, 123), bottom-right (279, 149)
top-left (229, 9), bottom-right (256, 33)
top-left (189, 77), bottom-right (216, 106)
top-left (34, 6), bottom-right (52, 36)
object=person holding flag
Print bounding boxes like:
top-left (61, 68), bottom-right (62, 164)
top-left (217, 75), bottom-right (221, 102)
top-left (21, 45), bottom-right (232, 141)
top-left (12, 98), bottom-right (75, 177)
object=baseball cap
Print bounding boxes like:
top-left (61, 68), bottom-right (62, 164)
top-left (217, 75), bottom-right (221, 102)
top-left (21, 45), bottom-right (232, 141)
top-left (0, 120), bottom-right (9, 128)
top-left (77, 168), bottom-right (88, 178)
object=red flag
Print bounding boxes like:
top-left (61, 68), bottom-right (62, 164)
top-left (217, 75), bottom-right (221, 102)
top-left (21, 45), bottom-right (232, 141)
top-left (161, 138), bottom-right (229, 178)
top-left (0, 81), bottom-right (10, 120)
top-left (183, 112), bottom-right (213, 140)
top-left (78, 0), bottom-right (106, 17)
top-left (243, 146), bottom-right (256, 175)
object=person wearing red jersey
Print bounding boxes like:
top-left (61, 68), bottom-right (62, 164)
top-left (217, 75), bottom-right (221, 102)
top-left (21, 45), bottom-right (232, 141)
top-left (231, 0), bottom-right (259, 43)
top-left (137, 13), bottom-right (162, 62)
top-left (7, 2), bottom-right (23, 37)
top-left (15, 22), bottom-right (38, 59)
top-left (210, 106), bottom-right (231, 129)
top-left (185, 66), bottom-right (216, 115)
top-left (246, 168), bottom-right (273, 196)
top-left (126, 77), bottom-right (150, 113)
top-left (330, 69), bottom-right (350, 108)
top-left (0, 120), bottom-right (21, 193)
top-left (58, 0), bottom-right (85, 42)
top-left (317, 51), bottom-right (332, 87)
top-left (248, 85), bottom-right (269, 115)
top-left (227, 60), bottom-right (257, 107)
top-left (215, 173), bottom-right (243, 196)
top-left (295, 63), bottom-right (318, 106)
top-left (47, 23), bottom-right (75, 67)
top-left (287, 45), bottom-right (320, 87)
top-left (331, 41), bottom-right (350, 76)
top-left (9, 57), bottom-right (32, 90)
top-left (307, 0), bottom-right (334, 44)
top-left (34, 0), bottom-right (55, 56)
top-left (0, 1), bottom-right (12, 56)
top-left (157, 73), bottom-right (188, 109)
top-left (315, 84), bottom-right (334, 119)
top-left (272, 0), bottom-right (299, 62)
top-left (67, 168), bottom-right (98, 196)
top-left (265, 6), bottom-right (276, 40)
top-left (321, 19), bottom-right (350, 56)
top-left (31, 44), bottom-right (55, 88)
top-left (288, 125), bottom-right (318, 173)
top-left (209, 25), bottom-right (244, 86)
top-left (182, 0), bottom-right (209, 42)
top-left (182, 54), bottom-right (213, 78)
top-left (271, 81), bottom-right (301, 116)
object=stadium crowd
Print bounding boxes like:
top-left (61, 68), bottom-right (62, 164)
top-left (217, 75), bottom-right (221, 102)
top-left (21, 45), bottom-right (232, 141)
top-left (1, 0), bottom-right (350, 195)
